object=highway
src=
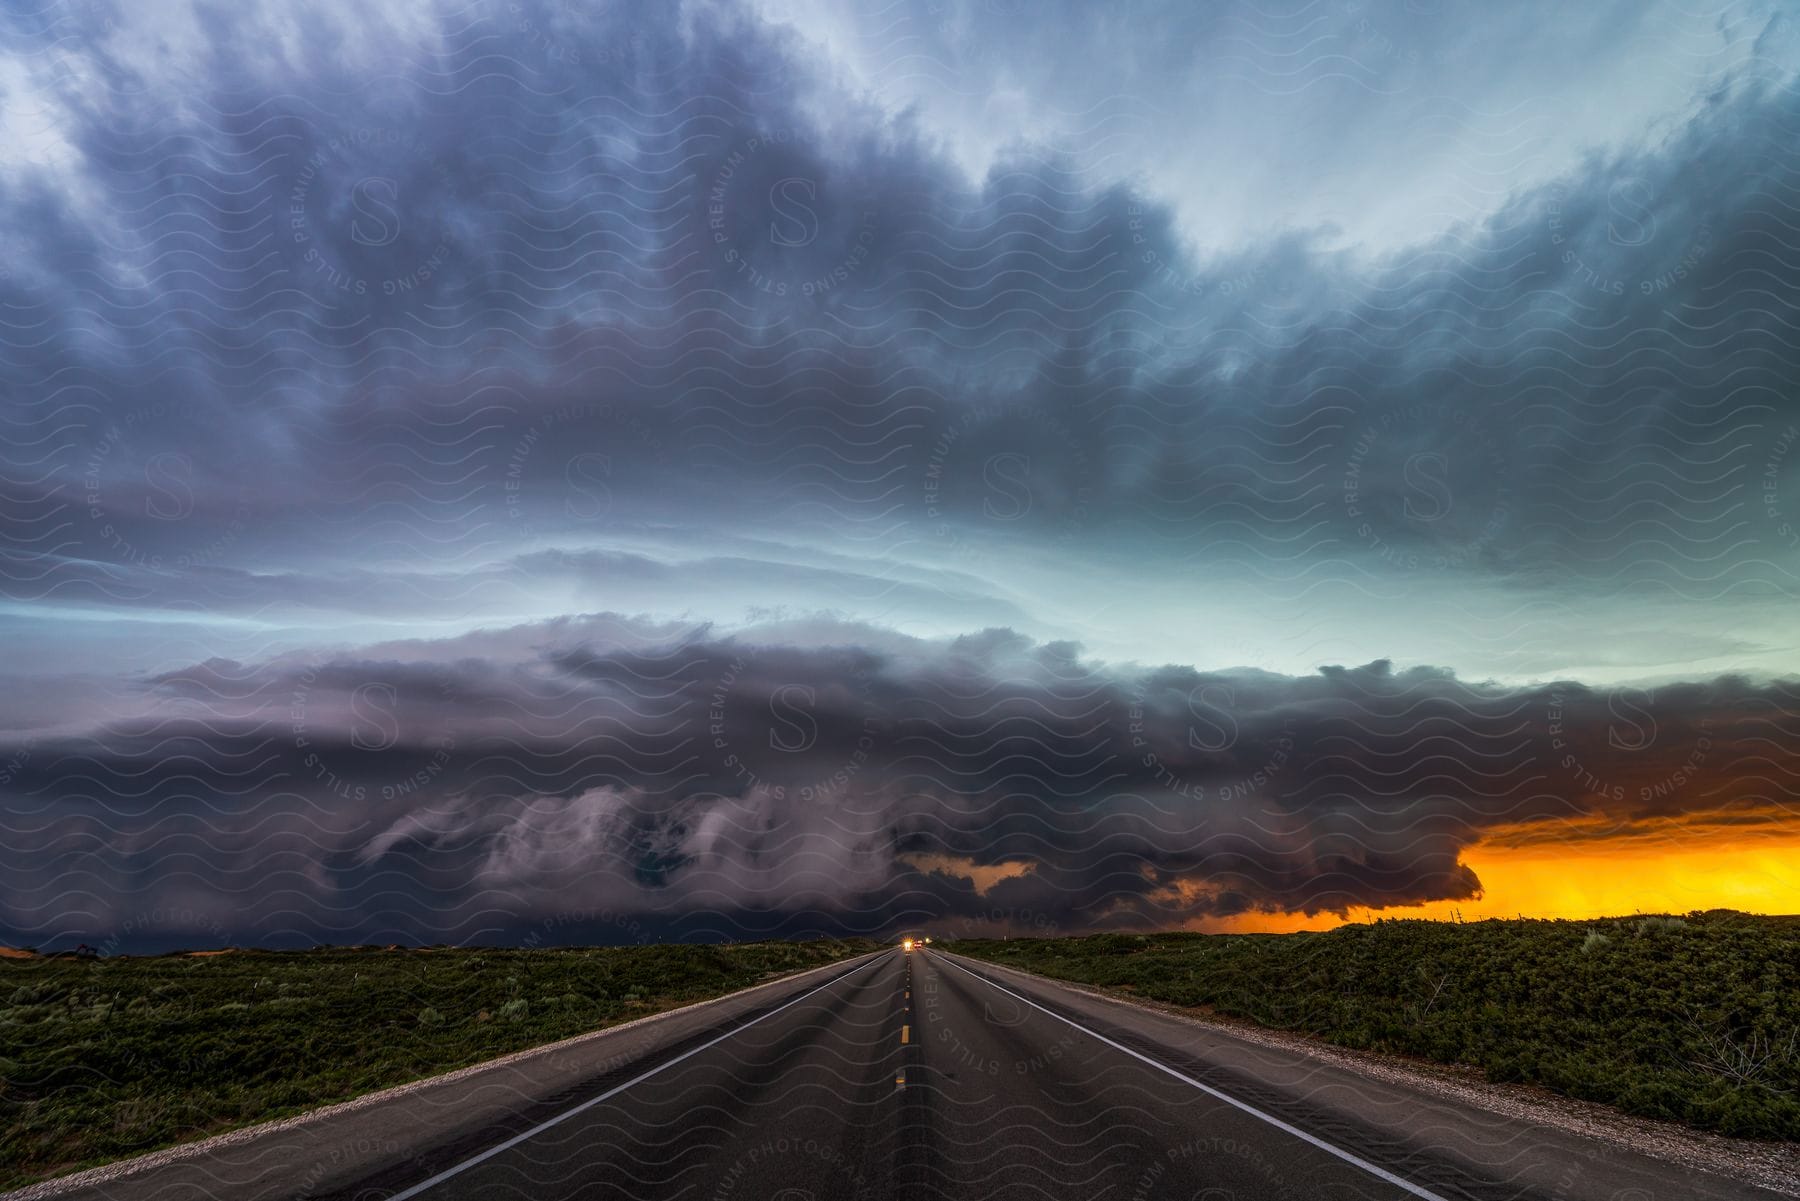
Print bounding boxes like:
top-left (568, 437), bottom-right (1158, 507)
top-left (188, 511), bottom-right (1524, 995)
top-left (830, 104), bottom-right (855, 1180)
top-left (29, 947), bottom-right (1787, 1201)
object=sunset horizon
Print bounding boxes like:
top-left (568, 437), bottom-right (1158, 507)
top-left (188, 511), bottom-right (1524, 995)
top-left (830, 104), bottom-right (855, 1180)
top-left (6, 3), bottom-right (1800, 1195)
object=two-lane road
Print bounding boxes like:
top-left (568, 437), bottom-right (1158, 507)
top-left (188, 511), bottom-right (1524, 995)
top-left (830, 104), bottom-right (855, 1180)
top-left (33, 947), bottom-right (1788, 1201)
top-left (318, 947), bottom-right (1785, 1200)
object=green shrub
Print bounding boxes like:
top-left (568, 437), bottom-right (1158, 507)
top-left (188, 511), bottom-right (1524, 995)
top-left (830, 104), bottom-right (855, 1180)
top-left (955, 915), bottom-right (1800, 1141)
top-left (0, 937), bottom-right (876, 1190)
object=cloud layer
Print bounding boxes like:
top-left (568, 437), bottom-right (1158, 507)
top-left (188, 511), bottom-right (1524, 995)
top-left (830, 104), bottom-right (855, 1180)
top-left (2, 0), bottom-right (1798, 946)
top-left (2, 617), bottom-right (1791, 949)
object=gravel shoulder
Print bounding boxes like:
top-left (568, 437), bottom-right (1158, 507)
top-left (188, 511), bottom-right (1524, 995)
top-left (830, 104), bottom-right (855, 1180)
top-left (952, 952), bottom-right (1799, 1198)
top-left (1, 950), bottom-right (884, 1201)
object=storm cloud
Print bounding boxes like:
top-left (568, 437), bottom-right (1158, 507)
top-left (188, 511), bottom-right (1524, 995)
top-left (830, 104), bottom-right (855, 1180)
top-left (0, 617), bottom-right (1789, 949)
top-left (1, 0), bottom-right (1798, 947)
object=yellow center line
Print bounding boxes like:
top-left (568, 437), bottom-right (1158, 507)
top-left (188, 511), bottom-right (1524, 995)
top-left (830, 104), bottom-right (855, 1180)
top-left (901, 1024), bottom-right (910, 1044)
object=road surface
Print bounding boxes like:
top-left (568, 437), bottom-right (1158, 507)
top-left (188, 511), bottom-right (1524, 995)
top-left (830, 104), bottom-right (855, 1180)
top-left (26, 947), bottom-right (1788, 1201)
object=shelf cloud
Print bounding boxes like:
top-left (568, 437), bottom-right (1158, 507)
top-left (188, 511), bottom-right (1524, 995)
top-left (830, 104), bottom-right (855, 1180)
top-left (1, 0), bottom-right (1797, 947)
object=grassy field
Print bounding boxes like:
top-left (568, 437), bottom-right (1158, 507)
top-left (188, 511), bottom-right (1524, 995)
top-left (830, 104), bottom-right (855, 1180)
top-left (0, 938), bottom-right (876, 1190)
top-left (952, 912), bottom-right (1800, 1142)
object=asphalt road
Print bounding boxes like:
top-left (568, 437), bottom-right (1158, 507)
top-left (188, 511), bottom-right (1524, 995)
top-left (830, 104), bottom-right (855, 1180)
top-left (29, 947), bottom-right (1789, 1201)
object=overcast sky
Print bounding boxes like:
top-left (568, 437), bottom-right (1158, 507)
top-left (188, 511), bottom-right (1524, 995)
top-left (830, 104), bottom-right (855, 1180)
top-left (3, 0), bottom-right (1799, 949)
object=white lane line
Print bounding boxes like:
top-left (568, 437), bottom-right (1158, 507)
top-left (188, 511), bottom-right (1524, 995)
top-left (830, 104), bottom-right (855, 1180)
top-left (387, 951), bottom-right (891, 1199)
top-left (933, 952), bottom-right (1452, 1201)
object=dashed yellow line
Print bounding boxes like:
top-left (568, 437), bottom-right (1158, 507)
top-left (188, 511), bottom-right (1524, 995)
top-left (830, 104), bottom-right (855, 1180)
top-left (901, 1024), bottom-right (910, 1044)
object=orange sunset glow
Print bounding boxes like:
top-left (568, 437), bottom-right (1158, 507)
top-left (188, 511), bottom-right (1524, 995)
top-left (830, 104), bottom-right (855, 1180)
top-left (1209, 829), bottom-right (1800, 933)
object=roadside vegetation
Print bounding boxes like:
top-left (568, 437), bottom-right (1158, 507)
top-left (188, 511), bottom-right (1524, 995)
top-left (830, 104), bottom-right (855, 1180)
top-left (953, 912), bottom-right (1800, 1141)
top-left (0, 938), bottom-right (875, 1190)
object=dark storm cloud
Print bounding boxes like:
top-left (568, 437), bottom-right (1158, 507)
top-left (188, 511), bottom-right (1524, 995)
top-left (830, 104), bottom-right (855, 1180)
top-left (3, 0), bottom-right (1798, 616)
top-left (3, 1), bottom-right (1800, 948)
top-left (0, 618), bottom-right (1787, 950)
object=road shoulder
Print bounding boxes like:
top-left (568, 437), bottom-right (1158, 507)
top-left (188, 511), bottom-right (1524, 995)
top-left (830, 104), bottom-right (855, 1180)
top-left (3, 950), bottom-right (885, 1201)
top-left (938, 949), bottom-right (1799, 1199)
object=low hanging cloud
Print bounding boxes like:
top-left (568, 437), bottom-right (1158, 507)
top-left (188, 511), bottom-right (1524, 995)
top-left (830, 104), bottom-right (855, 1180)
top-left (2, 2), bottom-right (1800, 951)
top-left (0, 617), bottom-right (1790, 950)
